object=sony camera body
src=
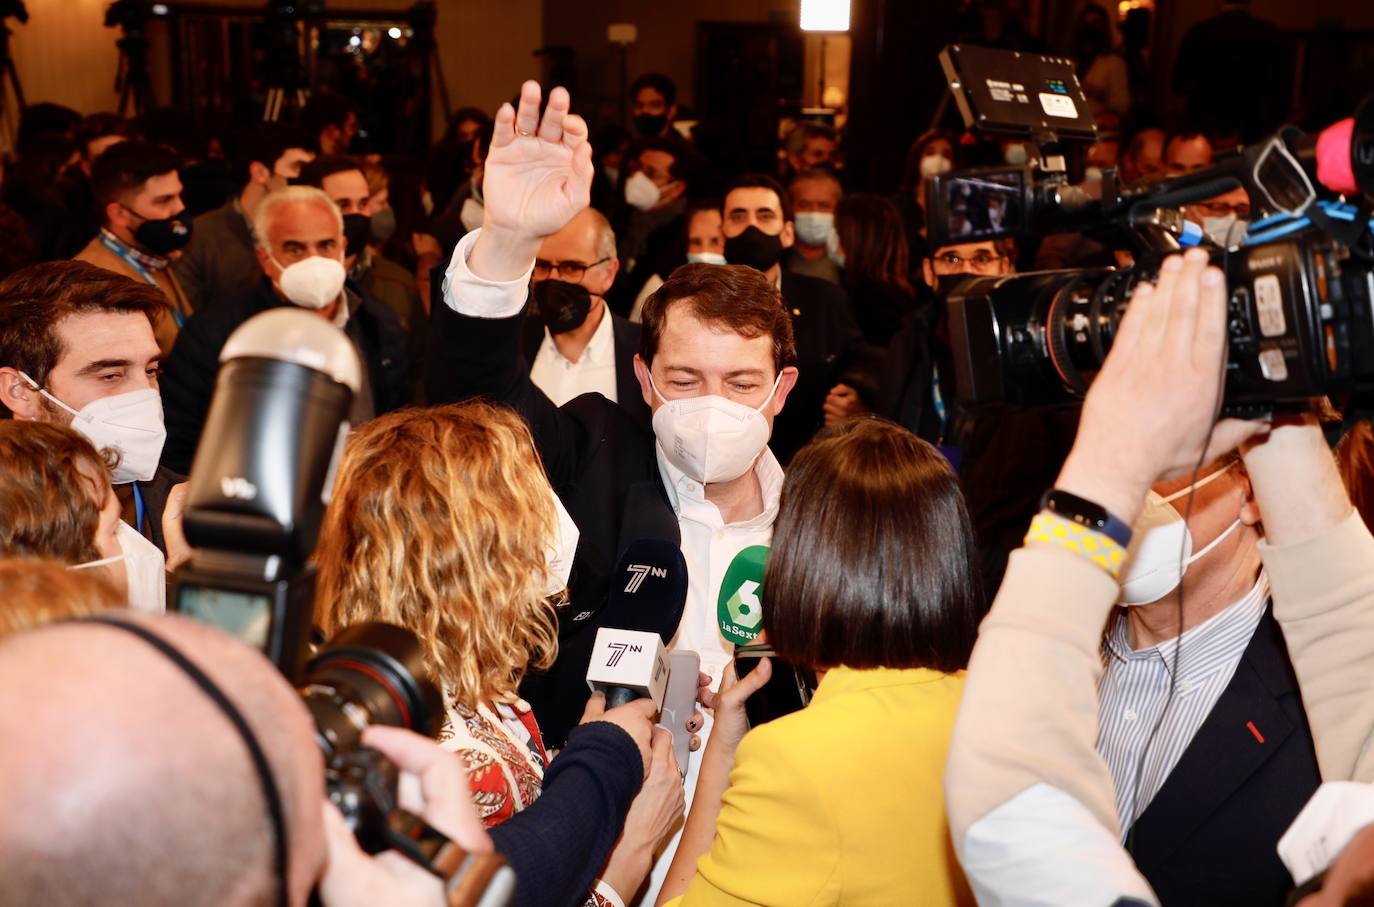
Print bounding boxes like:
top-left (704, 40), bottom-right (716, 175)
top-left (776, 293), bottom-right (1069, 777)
top-left (929, 45), bottom-right (1374, 417)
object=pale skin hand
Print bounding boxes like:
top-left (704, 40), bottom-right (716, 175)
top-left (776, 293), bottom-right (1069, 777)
top-left (161, 482), bottom-right (192, 573)
top-left (317, 727), bottom-right (492, 907)
top-left (1055, 248), bottom-right (1269, 526)
top-left (1240, 413), bottom-right (1353, 547)
top-left (468, 82), bottom-right (594, 282)
top-left (822, 383), bottom-right (867, 426)
top-left (656, 659), bottom-right (774, 905)
top-left (599, 727), bottom-right (686, 900)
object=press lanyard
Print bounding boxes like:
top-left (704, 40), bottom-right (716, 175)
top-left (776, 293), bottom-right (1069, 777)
top-left (930, 361), bottom-right (948, 431)
top-left (132, 483), bottom-right (146, 535)
top-left (99, 234), bottom-right (187, 328)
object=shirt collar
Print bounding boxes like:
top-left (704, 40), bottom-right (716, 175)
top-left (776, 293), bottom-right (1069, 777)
top-left (541, 304), bottom-right (615, 365)
top-left (655, 441), bottom-right (784, 530)
top-left (1105, 571), bottom-right (1270, 678)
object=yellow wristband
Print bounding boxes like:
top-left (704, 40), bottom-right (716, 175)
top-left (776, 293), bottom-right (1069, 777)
top-left (1025, 511), bottom-right (1128, 577)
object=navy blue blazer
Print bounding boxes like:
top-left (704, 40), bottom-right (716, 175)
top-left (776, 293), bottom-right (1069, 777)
top-left (1126, 605), bottom-right (1320, 906)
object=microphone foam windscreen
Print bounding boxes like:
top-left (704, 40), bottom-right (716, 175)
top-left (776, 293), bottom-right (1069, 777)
top-left (602, 538), bottom-right (689, 643)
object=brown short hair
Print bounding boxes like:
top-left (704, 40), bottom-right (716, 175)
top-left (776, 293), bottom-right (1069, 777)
top-left (639, 263), bottom-right (796, 374)
top-left (0, 421), bottom-right (108, 564)
top-left (0, 261), bottom-right (165, 396)
top-left (763, 418), bottom-right (982, 672)
top-left (315, 403), bottom-right (559, 710)
top-left (0, 558), bottom-right (121, 637)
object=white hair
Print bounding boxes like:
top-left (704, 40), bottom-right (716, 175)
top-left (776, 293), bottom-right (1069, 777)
top-left (252, 186), bottom-right (344, 250)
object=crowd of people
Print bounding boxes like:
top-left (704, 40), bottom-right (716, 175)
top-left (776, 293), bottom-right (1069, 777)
top-left (3, 1), bottom-right (1374, 903)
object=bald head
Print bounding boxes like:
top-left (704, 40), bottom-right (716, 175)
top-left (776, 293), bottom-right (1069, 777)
top-left (0, 613), bottom-right (325, 907)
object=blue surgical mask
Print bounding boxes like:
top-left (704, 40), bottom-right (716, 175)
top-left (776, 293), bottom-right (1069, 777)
top-left (794, 211), bottom-right (834, 247)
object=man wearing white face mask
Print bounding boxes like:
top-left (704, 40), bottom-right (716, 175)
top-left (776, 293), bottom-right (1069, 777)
top-left (1092, 451), bottom-right (1321, 903)
top-left (160, 186), bottom-right (408, 474)
top-left (1184, 186), bottom-right (1253, 249)
top-left (616, 137), bottom-right (694, 277)
top-left (0, 261), bottom-right (190, 605)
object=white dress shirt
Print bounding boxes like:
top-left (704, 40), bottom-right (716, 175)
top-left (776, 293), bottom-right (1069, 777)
top-left (529, 306), bottom-right (619, 406)
top-left (1096, 572), bottom-right (1269, 832)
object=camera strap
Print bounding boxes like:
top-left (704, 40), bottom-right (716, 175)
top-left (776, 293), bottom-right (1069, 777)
top-left (79, 616), bottom-right (290, 907)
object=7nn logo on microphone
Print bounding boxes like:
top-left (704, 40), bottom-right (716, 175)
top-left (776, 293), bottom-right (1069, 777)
top-left (624, 563), bottom-right (667, 593)
top-left (605, 641), bottom-right (644, 667)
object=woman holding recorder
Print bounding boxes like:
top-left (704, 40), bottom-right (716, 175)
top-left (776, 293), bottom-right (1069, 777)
top-left (658, 417), bottom-right (980, 906)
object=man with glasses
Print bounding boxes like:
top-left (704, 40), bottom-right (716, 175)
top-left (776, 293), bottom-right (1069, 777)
top-left (1185, 187), bottom-right (1252, 247)
top-left (526, 206), bottom-right (650, 424)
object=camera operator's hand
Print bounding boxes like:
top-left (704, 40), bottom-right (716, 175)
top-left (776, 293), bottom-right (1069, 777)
top-left (599, 727), bottom-right (686, 899)
top-left (579, 692), bottom-right (658, 779)
top-left (469, 81), bottom-right (593, 282)
top-left (1056, 249), bottom-right (1270, 525)
top-left (317, 727), bottom-right (493, 907)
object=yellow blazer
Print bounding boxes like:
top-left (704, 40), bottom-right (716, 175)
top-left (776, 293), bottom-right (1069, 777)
top-left (669, 665), bottom-right (974, 906)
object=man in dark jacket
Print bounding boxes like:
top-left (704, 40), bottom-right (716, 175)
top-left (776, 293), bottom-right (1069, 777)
top-left (173, 124), bottom-right (314, 312)
top-left (161, 186), bottom-right (406, 474)
top-left (720, 173), bottom-right (864, 463)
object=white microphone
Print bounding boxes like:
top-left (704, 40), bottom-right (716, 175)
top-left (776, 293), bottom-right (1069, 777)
top-left (586, 627), bottom-right (670, 710)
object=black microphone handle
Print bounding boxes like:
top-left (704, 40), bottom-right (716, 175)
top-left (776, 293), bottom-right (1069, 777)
top-left (604, 686), bottom-right (641, 709)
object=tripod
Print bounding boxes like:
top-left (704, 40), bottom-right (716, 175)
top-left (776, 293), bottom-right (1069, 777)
top-left (106, 0), bottom-right (153, 117)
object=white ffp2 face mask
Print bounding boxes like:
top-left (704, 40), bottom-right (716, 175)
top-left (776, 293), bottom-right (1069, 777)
top-left (624, 171), bottom-right (663, 212)
top-left (543, 488), bottom-right (580, 598)
top-left (1117, 462), bottom-right (1243, 606)
top-left (72, 520), bottom-right (166, 613)
top-left (793, 212), bottom-right (834, 247)
top-left (21, 373), bottom-right (165, 484)
top-left (649, 373), bottom-right (782, 484)
top-left (270, 254), bottom-right (347, 310)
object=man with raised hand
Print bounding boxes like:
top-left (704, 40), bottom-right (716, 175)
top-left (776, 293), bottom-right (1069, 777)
top-left (428, 83), bottom-right (800, 902)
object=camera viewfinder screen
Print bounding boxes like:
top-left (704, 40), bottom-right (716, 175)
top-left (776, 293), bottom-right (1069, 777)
top-left (944, 171), bottom-right (1024, 241)
top-left (177, 587), bottom-right (272, 649)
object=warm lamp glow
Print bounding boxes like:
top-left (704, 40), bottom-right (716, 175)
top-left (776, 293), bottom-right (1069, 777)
top-left (801, 0), bottom-right (850, 33)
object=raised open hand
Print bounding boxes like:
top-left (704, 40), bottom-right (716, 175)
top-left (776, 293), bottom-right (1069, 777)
top-left (482, 81), bottom-right (593, 243)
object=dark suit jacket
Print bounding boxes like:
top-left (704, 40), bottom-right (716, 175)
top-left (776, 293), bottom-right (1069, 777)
top-left (135, 464), bottom-right (186, 554)
top-left (775, 270), bottom-right (864, 464)
top-left (518, 309), bottom-right (651, 428)
top-left (161, 278), bottom-right (408, 475)
top-left (428, 294), bottom-right (680, 747)
top-left (1127, 605), bottom-right (1320, 906)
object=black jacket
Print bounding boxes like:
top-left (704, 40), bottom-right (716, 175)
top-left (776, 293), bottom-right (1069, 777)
top-left (161, 278), bottom-right (408, 475)
top-left (518, 309), bottom-right (652, 428)
top-left (774, 270), bottom-right (864, 464)
top-left (1127, 605), bottom-right (1320, 906)
top-left (427, 295), bottom-right (679, 747)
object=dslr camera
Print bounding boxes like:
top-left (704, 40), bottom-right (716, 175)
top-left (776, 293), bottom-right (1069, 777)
top-left (171, 309), bottom-right (514, 904)
top-left (928, 45), bottom-right (1374, 418)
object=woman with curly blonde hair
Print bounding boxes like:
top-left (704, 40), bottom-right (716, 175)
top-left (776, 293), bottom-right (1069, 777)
top-left (315, 401), bottom-right (564, 826)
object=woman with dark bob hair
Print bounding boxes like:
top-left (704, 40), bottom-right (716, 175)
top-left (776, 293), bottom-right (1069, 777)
top-left (658, 417), bottom-right (980, 905)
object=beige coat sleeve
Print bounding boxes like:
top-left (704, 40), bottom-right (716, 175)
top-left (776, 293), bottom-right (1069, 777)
top-left (1264, 510), bottom-right (1374, 783)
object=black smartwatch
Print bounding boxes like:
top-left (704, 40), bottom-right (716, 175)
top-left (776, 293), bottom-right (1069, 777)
top-left (1039, 488), bottom-right (1133, 548)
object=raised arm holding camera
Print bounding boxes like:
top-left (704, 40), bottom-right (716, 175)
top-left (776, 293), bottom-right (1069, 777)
top-left (945, 247), bottom-right (1374, 905)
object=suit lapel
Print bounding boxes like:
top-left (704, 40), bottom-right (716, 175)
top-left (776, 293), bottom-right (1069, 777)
top-left (1128, 608), bottom-right (1296, 862)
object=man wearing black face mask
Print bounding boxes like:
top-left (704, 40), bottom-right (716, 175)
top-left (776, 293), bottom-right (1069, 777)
top-left (75, 141), bottom-right (194, 356)
top-left (719, 173), bottom-right (863, 463)
top-left (629, 73), bottom-right (678, 139)
top-left (524, 207), bottom-right (649, 425)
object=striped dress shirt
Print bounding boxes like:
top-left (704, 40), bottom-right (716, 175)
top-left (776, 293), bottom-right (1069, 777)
top-left (1096, 572), bottom-right (1270, 837)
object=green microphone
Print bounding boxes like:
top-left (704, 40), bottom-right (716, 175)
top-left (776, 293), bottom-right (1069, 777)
top-left (717, 544), bottom-right (769, 646)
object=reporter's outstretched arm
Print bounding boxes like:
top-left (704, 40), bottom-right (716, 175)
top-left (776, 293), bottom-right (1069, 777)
top-left (425, 82), bottom-right (597, 489)
top-left (489, 698), bottom-right (652, 907)
top-left (1245, 415), bottom-right (1374, 782)
top-left (946, 250), bottom-right (1261, 906)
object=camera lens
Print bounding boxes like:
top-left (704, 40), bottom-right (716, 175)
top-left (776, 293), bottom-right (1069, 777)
top-left (300, 622), bottom-right (442, 757)
top-left (1043, 270), bottom-right (1135, 396)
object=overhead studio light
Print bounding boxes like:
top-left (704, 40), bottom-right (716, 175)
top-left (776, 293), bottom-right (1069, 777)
top-left (388, 27), bottom-right (402, 39)
top-left (800, 0), bottom-right (850, 32)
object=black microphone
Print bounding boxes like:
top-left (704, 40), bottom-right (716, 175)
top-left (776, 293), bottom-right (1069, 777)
top-left (584, 539), bottom-right (689, 710)
top-left (600, 537), bottom-right (689, 643)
